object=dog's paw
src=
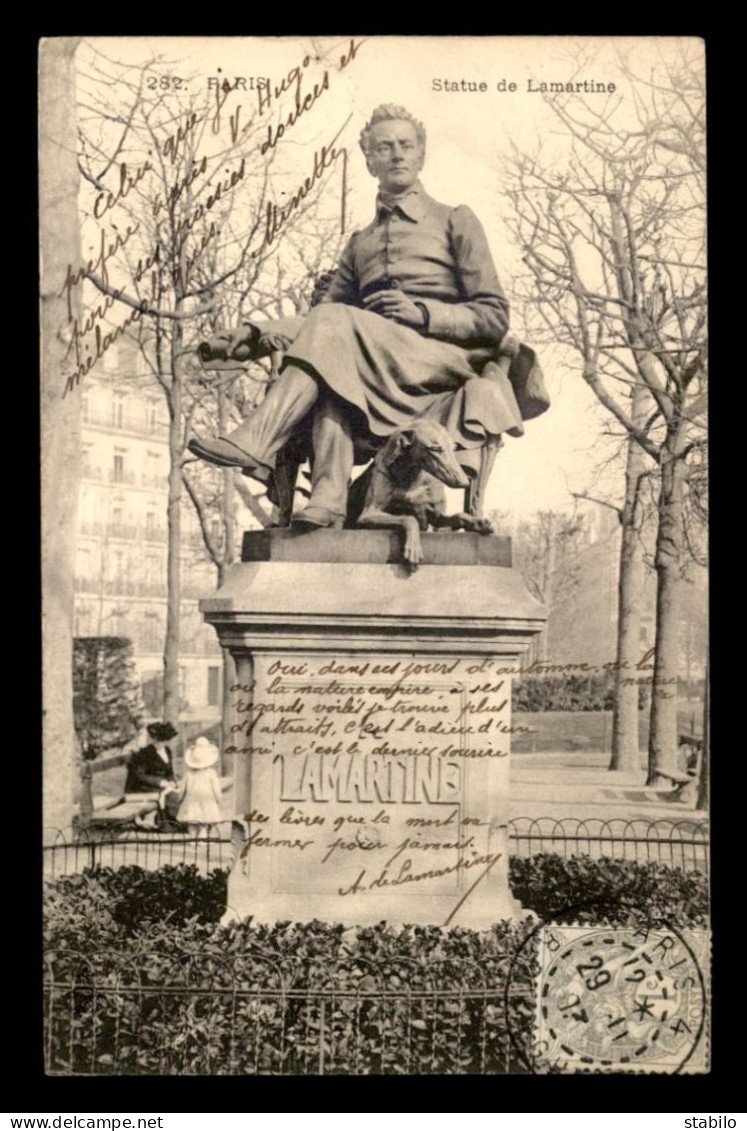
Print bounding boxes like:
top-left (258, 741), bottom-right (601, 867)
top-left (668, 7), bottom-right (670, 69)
top-left (404, 541), bottom-right (422, 570)
top-left (403, 518), bottom-right (422, 571)
top-left (454, 514), bottom-right (495, 535)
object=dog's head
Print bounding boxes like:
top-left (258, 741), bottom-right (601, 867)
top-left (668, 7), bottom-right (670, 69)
top-left (385, 419), bottom-right (470, 489)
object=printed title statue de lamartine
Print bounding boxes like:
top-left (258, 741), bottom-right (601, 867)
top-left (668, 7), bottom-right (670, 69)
top-left (188, 104), bottom-right (549, 531)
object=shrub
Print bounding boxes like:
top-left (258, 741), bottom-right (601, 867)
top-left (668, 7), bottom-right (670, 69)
top-left (44, 855), bottom-right (708, 951)
top-left (73, 636), bottom-right (145, 756)
top-left (509, 854), bottom-right (709, 926)
top-left (512, 672), bottom-right (651, 712)
top-left (43, 857), bottom-right (708, 1074)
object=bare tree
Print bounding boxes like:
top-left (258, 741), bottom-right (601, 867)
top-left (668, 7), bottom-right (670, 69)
top-left (507, 511), bottom-right (586, 665)
top-left (571, 398), bottom-right (657, 773)
top-left (504, 41), bottom-right (706, 783)
top-left (73, 43), bottom-right (347, 730)
top-left (180, 202), bottom-right (346, 763)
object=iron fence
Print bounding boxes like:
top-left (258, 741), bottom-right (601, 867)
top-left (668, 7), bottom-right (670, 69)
top-left (43, 823), bottom-right (233, 879)
top-left (42, 818), bottom-right (708, 1076)
top-left (43, 816), bottom-right (709, 880)
top-left (509, 816), bottom-right (709, 872)
top-left (43, 947), bottom-right (536, 1075)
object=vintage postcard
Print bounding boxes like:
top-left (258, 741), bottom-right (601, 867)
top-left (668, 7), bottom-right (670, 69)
top-left (40, 35), bottom-right (708, 1077)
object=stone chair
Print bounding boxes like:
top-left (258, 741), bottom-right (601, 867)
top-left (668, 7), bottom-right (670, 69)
top-left (197, 316), bottom-right (549, 528)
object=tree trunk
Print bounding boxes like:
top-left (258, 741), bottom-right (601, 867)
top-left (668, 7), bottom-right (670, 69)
top-left (217, 386), bottom-right (237, 776)
top-left (610, 516), bottom-right (644, 771)
top-left (696, 651), bottom-right (709, 810)
top-left (40, 38), bottom-right (83, 835)
top-left (218, 385), bottom-right (236, 565)
top-left (647, 430), bottom-right (687, 784)
top-left (609, 386), bottom-right (648, 773)
top-left (221, 647), bottom-right (236, 778)
top-left (537, 521), bottom-right (555, 662)
top-left (163, 323), bottom-right (182, 728)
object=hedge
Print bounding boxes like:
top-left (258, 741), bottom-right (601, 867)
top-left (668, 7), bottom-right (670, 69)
top-left (43, 859), bottom-right (707, 1075)
top-left (513, 672), bottom-right (619, 712)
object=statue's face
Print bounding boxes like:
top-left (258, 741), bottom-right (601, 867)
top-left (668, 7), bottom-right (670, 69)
top-left (365, 119), bottom-right (425, 194)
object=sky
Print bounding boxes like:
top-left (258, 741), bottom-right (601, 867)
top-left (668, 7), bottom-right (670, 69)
top-left (73, 35), bottom-right (704, 518)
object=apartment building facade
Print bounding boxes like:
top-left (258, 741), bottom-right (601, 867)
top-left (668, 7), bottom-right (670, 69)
top-left (74, 339), bottom-right (264, 724)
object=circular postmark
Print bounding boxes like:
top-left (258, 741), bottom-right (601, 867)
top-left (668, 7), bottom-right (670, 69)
top-left (505, 912), bottom-right (708, 1075)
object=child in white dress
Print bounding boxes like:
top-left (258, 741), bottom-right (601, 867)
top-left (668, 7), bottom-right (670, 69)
top-left (177, 736), bottom-right (223, 830)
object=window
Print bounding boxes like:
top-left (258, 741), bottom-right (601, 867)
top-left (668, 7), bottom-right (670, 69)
top-left (207, 666), bottom-right (220, 706)
top-left (112, 454), bottom-right (124, 483)
top-left (109, 607), bottom-right (128, 636)
top-left (146, 452), bottom-right (160, 486)
top-left (142, 612), bottom-right (161, 652)
top-left (75, 607), bottom-right (92, 636)
top-left (81, 443), bottom-right (93, 477)
top-left (76, 547), bottom-right (91, 576)
top-left (113, 392), bottom-right (126, 429)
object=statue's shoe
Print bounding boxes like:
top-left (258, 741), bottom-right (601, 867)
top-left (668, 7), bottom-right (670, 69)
top-left (188, 436), bottom-right (272, 483)
top-left (291, 506), bottom-right (345, 530)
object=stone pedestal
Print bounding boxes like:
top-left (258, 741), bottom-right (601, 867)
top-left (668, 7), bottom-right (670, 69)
top-left (201, 529), bottom-right (545, 929)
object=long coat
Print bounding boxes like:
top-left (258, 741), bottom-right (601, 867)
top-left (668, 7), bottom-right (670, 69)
top-left (198, 183), bottom-right (549, 473)
top-left (125, 744), bottom-right (175, 794)
top-left (282, 183), bottom-right (524, 463)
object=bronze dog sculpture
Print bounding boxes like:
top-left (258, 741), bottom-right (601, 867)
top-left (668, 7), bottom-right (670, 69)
top-left (349, 419), bottom-right (493, 570)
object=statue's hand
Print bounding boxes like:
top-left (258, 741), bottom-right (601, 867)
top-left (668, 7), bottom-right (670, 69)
top-left (198, 327), bottom-right (259, 364)
top-left (362, 289), bottom-right (426, 328)
top-left (226, 327), bottom-right (261, 361)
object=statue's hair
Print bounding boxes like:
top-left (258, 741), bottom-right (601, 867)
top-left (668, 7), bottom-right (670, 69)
top-left (359, 105), bottom-right (427, 156)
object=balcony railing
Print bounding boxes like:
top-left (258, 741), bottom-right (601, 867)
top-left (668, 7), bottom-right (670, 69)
top-left (75, 525), bottom-right (169, 545)
top-left (84, 408), bottom-right (167, 437)
top-left (178, 636), bottom-right (222, 654)
top-left (139, 582), bottom-right (167, 598)
top-left (181, 582), bottom-right (213, 598)
top-left (101, 579), bottom-right (168, 598)
top-left (74, 576), bottom-right (101, 594)
top-left (82, 466), bottom-right (166, 488)
top-left (105, 524), bottom-right (138, 540)
top-left (104, 578), bottom-right (139, 596)
top-left (143, 527), bottom-right (168, 543)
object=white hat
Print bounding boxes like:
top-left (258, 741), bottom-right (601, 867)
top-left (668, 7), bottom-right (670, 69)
top-left (185, 736), bottom-right (219, 770)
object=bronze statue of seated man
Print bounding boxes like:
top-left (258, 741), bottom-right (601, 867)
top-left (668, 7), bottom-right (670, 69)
top-left (188, 104), bottom-right (549, 528)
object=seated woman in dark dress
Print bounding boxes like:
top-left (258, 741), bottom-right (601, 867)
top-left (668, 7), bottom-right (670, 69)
top-left (125, 721), bottom-right (178, 795)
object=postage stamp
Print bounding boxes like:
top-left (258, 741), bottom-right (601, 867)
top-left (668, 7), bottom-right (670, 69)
top-left (533, 924), bottom-right (709, 1074)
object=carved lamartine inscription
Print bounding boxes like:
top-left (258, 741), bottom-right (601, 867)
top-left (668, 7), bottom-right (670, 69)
top-left (231, 653), bottom-right (514, 897)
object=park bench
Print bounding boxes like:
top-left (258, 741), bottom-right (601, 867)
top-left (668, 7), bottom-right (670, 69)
top-left (75, 750), bottom-right (234, 830)
top-left (655, 734), bottom-right (703, 804)
top-left (75, 751), bottom-right (158, 829)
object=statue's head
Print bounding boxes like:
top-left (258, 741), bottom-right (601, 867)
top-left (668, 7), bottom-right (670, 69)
top-left (359, 105), bottom-right (426, 194)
